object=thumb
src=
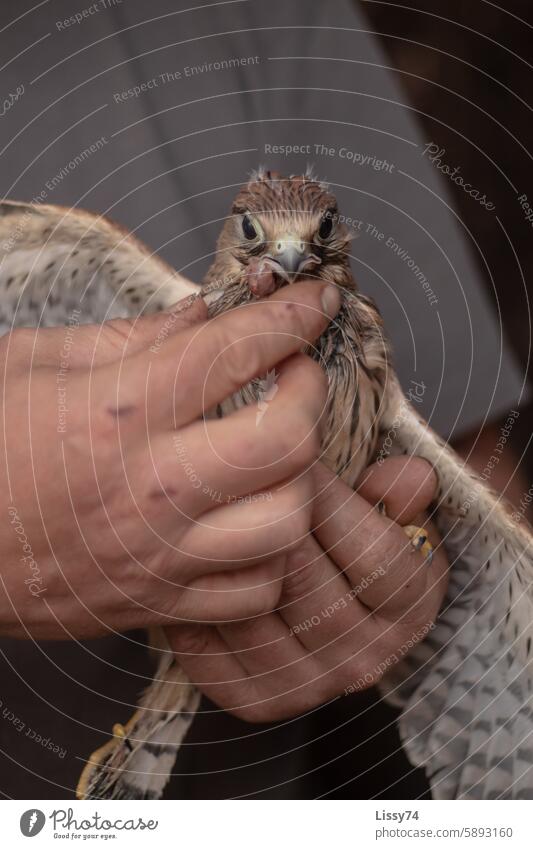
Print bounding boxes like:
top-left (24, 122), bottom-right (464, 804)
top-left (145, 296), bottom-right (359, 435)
top-left (13, 293), bottom-right (207, 370)
top-left (78, 292), bottom-right (207, 367)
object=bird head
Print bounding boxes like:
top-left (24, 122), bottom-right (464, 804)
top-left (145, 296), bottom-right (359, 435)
top-left (208, 169), bottom-right (354, 296)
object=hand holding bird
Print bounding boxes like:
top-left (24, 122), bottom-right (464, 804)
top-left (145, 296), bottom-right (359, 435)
top-left (1, 171), bottom-right (531, 800)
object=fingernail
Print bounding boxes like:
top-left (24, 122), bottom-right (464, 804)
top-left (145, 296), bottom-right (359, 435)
top-left (321, 284), bottom-right (341, 318)
top-left (377, 500), bottom-right (387, 516)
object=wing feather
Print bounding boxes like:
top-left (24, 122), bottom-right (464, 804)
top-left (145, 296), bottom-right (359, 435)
top-left (378, 377), bottom-right (533, 799)
top-left (0, 200), bottom-right (197, 332)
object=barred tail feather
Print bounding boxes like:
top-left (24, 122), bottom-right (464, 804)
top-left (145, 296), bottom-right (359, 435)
top-left (77, 655), bottom-right (200, 800)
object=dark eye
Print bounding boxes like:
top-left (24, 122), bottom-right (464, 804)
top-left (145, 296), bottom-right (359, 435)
top-left (242, 214), bottom-right (257, 240)
top-left (318, 211), bottom-right (334, 240)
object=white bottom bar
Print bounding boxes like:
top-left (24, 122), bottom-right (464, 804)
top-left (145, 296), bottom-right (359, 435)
top-left (3, 799), bottom-right (530, 848)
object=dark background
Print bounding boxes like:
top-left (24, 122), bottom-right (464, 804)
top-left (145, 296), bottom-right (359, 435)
top-left (365, 0), bottom-right (533, 475)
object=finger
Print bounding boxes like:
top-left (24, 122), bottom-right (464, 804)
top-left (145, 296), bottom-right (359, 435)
top-left (182, 475), bottom-right (313, 570)
top-left (166, 624), bottom-right (255, 711)
top-left (218, 554), bottom-right (379, 717)
top-left (120, 280), bottom-right (341, 428)
top-left (280, 531), bottom-right (445, 699)
top-left (169, 623), bottom-right (312, 721)
top-left (356, 456), bottom-right (438, 524)
top-left (279, 535), bottom-right (376, 652)
top-left (14, 293), bottom-right (206, 370)
top-left (147, 354), bottom-right (326, 516)
top-left (173, 557), bottom-right (287, 623)
top-left (220, 613), bottom-right (322, 720)
top-left (88, 294), bottom-right (207, 366)
top-left (311, 463), bottom-right (439, 615)
top-left (218, 537), bottom-right (375, 714)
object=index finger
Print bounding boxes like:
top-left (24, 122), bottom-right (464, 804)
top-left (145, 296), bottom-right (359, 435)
top-left (145, 281), bottom-right (341, 427)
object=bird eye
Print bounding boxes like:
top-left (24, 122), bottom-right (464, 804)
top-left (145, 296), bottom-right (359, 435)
top-left (318, 211), bottom-right (335, 240)
top-left (242, 214), bottom-right (258, 240)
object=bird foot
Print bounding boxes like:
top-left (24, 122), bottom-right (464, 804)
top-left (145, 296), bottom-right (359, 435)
top-left (375, 502), bottom-right (433, 563)
top-left (403, 525), bottom-right (434, 563)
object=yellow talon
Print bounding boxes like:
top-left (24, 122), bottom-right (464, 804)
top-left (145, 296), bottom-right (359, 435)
top-left (76, 711), bottom-right (141, 800)
top-left (403, 525), bottom-right (434, 563)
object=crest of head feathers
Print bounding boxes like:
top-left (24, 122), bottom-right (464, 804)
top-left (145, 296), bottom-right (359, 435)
top-left (205, 169), bottom-right (355, 293)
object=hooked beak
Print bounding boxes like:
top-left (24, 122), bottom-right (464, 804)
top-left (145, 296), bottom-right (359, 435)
top-left (264, 236), bottom-right (321, 282)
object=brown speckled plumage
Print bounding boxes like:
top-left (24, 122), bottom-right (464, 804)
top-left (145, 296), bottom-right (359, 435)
top-left (2, 172), bottom-right (533, 801)
top-left (202, 168), bottom-right (389, 486)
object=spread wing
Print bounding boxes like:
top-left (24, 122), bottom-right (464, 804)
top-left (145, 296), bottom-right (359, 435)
top-left (0, 200), bottom-right (200, 800)
top-left (378, 378), bottom-right (533, 799)
top-left (0, 200), bottom-right (197, 333)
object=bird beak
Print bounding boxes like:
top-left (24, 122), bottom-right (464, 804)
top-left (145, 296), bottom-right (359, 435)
top-left (264, 236), bottom-right (321, 282)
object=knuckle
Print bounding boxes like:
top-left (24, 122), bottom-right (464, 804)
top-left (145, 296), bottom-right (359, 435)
top-left (342, 655), bottom-right (381, 692)
top-left (231, 700), bottom-right (269, 724)
top-left (284, 505), bottom-right (313, 551)
top-left (171, 625), bottom-right (211, 656)
top-left (267, 485), bottom-right (313, 552)
top-left (242, 582), bottom-right (281, 617)
top-left (213, 326), bottom-right (262, 389)
top-left (227, 616), bottom-right (260, 641)
top-left (282, 558), bottom-right (321, 604)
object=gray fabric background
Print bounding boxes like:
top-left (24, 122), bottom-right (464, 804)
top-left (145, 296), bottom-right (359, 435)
top-left (0, 0), bottom-right (526, 439)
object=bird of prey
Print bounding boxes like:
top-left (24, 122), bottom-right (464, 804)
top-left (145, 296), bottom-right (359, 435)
top-left (0, 170), bottom-right (531, 801)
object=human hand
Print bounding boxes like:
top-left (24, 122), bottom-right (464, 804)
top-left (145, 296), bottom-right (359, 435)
top-left (0, 281), bottom-right (340, 639)
top-left (168, 456), bottom-right (448, 721)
